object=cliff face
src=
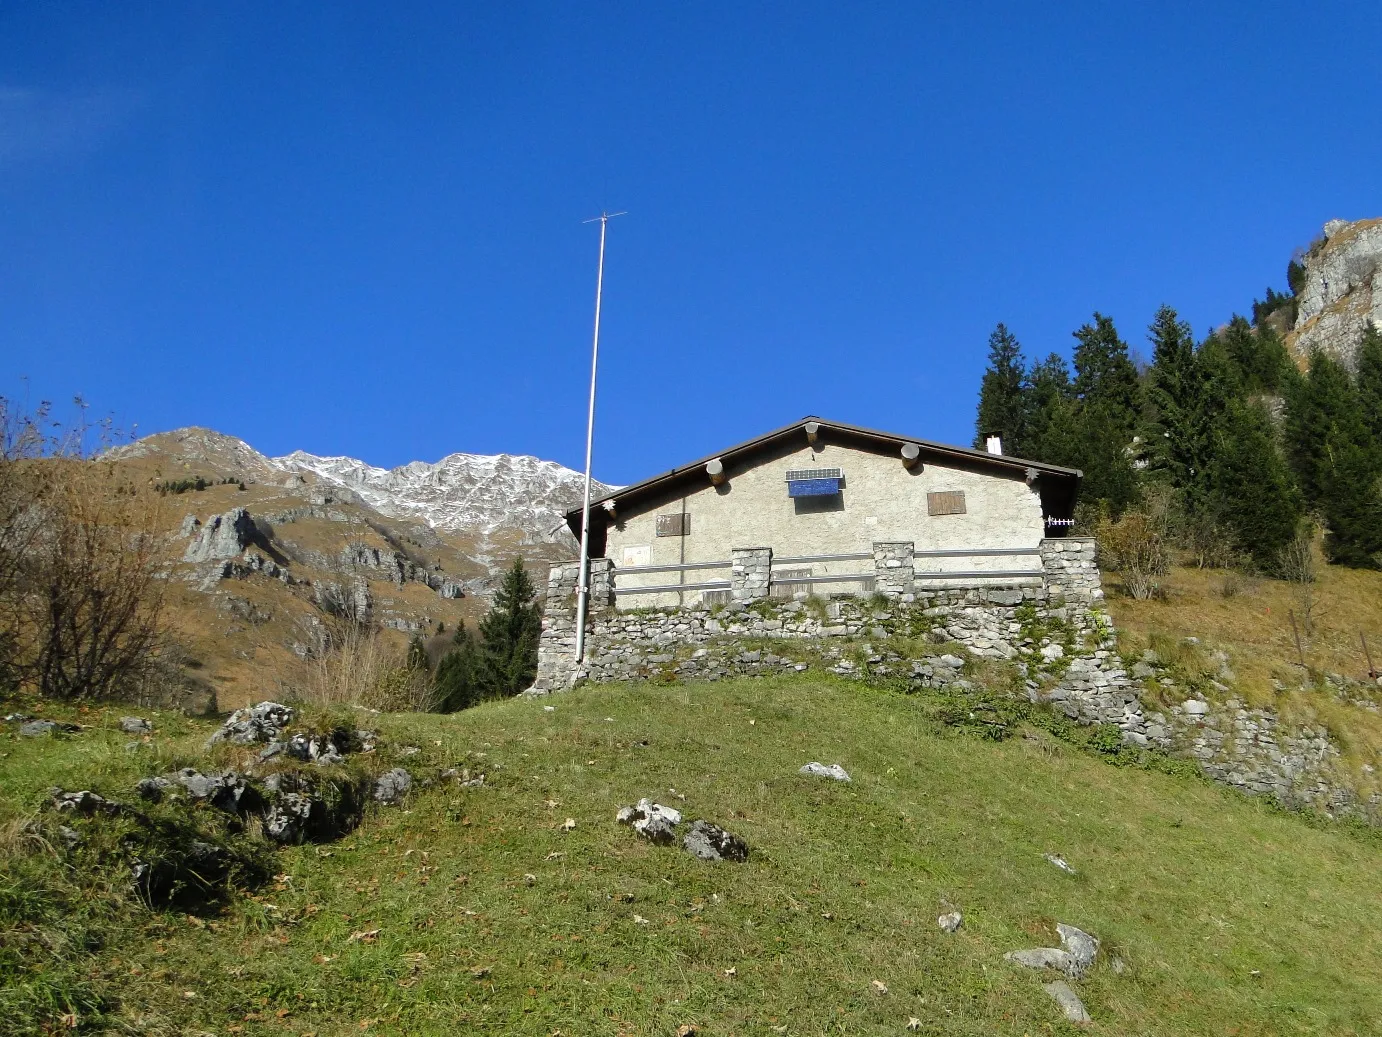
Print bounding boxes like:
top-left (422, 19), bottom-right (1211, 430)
top-left (1288, 217), bottom-right (1382, 367)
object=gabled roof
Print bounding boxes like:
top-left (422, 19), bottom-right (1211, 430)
top-left (564, 415), bottom-right (1082, 541)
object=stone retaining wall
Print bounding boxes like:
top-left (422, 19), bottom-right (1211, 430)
top-left (527, 537), bottom-right (1370, 821)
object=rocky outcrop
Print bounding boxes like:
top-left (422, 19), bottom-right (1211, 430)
top-left (183, 508), bottom-right (257, 562)
top-left (1289, 217), bottom-right (1382, 367)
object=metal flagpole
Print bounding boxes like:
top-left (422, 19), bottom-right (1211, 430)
top-left (574, 210), bottom-right (624, 670)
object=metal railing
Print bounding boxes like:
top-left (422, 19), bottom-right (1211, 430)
top-left (610, 547), bottom-right (1045, 597)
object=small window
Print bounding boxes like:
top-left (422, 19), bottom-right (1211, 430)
top-left (927, 490), bottom-right (967, 516)
top-left (656, 513), bottom-right (689, 537)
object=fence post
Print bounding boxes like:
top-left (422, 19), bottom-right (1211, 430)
top-left (731, 547), bottom-right (772, 602)
top-left (872, 542), bottom-right (915, 598)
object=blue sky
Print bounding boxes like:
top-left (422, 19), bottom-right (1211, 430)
top-left (3, 3), bottom-right (1379, 483)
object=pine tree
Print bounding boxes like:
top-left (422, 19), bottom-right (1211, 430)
top-left (1319, 427), bottom-right (1382, 568)
top-left (1145, 305), bottom-right (1220, 510)
top-left (973, 324), bottom-right (1027, 451)
top-left (1285, 351), bottom-right (1369, 504)
top-left (406, 633), bottom-right (429, 672)
top-left (475, 556), bottom-right (542, 699)
top-left (434, 625), bottom-right (481, 712)
top-left (1071, 313), bottom-right (1141, 437)
top-left (1356, 325), bottom-right (1382, 446)
top-left (1022, 352), bottom-right (1072, 459)
top-left (1207, 399), bottom-right (1301, 571)
top-left (1286, 350), bottom-right (1382, 568)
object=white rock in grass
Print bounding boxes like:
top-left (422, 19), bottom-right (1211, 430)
top-left (938, 911), bottom-right (963, 933)
top-left (1006, 948), bottom-right (1073, 971)
top-left (799, 762), bottom-right (851, 782)
top-left (1057, 923), bottom-right (1099, 975)
top-left (1043, 852), bottom-right (1077, 875)
top-left (1042, 980), bottom-right (1091, 1024)
top-left (616, 798), bottom-right (682, 844)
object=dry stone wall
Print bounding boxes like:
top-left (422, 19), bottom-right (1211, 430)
top-left (529, 538), bottom-right (1369, 820)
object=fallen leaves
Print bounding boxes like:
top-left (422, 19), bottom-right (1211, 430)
top-left (346, 929), bottom-right (380, 944)
top-left (561, 817), bottom-right (577, 831)
top-left (870, 979), bottom-right (888, 995)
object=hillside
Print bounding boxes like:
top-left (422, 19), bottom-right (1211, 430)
top-left (101, 428), bottom-right (614, 710)
top-left (4, 678), bottom-right (1380, 1035)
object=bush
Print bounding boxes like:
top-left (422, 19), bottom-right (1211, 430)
top-left (1096, 508), bottom-right (1171, 600)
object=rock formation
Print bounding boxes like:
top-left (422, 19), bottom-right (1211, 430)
top-left (1288, 217), bottom-right (1382, 367)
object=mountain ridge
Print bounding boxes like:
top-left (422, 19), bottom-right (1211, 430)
top-left (112, 426), bottom-right (617, 551)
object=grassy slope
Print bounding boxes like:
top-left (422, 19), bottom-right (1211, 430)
top-left (4, 678), bottom-right (1381, 1036)
top-left (1106, 563), bottom-right (1382, 791)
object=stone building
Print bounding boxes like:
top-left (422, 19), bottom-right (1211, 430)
top-left (559, 415), bottom-right (1083, 610)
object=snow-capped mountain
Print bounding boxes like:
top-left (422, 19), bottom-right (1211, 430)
top-left (111, 427), bottom-right (616, 550)
top-left (272, 448), bottom-right (617, 541)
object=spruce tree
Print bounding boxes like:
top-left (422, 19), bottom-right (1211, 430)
top-left (434, 625), bottom-right (481, 712)
top-left (1357, 325), bottom-right (1382, 446)
top-left (475, 556), bottom-right (542, 699)
top-left (1071, 312), bottom-right (1141, 438)
top-left (1022, 352), bottom-right (1072, 459)
top-left (1285, 351), bottom-right (1369, 504)
top-left (1319, 427), bottom-right (1382, 568)
top-left (973, 324), bottom-right (1027, 452)
top-left (1207, 399), bottom-right (1301, 571)
top-left (1145, 305), bottom-right (1220, 510)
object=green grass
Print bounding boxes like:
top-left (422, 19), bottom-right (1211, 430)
top-left (3, 678), bottom-right (1381, 1036)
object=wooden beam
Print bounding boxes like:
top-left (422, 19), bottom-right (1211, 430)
top-left (601, 499), bottom-right (618, 519)
top-left (706, 457), bottom-right (726, 486)
top-left (901, 442), bottom-right (922, 469)
top-left (804, 420), bottom-right (820, 445)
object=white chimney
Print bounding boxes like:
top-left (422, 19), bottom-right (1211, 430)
top-left (985, 435), bottom-right (1003, 455)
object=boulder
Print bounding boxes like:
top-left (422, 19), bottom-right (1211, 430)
top-left (1056, 923), bottom-right (1100, 975)
top-left (51, 789), bottom-right (122, 815)
top-left (616, 799), bottom-right (683, 844)
top-left (799, 762), bottom-right (851, 782)
top-left (682, 819), bottom-right (749, 862)
top-left (207, 701), bottom-right (294, 746)
top-left (373, 768), bottom-right (412, 805)
top-left (135, 776), bottom-right (174, 802)
top-left (1006, 947), bottom-right (1073, 972)
top-left (1042, 980), bottom-right (1091, 1024)
top-left (167, 768), bottom-right (256, 813)
top-left (120, 716), bottom-right (153, 734)
top-left (938, 911), bottom-right (963, 933)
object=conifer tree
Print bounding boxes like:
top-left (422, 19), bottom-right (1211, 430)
top-left (1207, 399), bottom-right (1301, 571)
top-left (475, 556), bottom-right (542, 699)
top-left (1144, 305), bottom-right (1220, 510)
top-left (1285, 351), bottom-right (1370, 504)
top-left (1286, 350), bottom-right (1382, 568)
top-left (1071, 313), bottom-right (1141, 437)
top-left (434, 625), bottom-right (481, 712)
top-left (1319, 428), bottom-right (1382, 568)
top-left (973, 324), bottom-right (1027, 451)
top-left (1022, 352), bottom-right (1073, 459)
top-left (1356, 325), bottom-right (1382, 446)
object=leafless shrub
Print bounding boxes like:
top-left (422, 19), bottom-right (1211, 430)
top-left (1278, 526), bottom-right (1323, 640)
top-left (0, 398), bottom-right (169, 699)
top-left (293, 619), bottom-right (436, 712)
top-left (1096, 508), bottom-right (1171, 600)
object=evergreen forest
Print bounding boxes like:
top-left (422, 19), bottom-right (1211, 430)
top-left (973, 274), bottom-right (1382, 575)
